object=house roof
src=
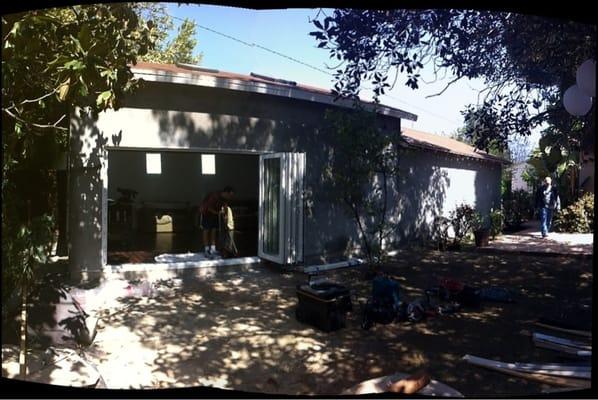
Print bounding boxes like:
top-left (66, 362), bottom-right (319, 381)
top-left (130, 62), bottom-right (418, 121)
top-left (400, 128), bottom-right (510, 164)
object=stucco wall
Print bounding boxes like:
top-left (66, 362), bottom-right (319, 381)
top-left (393, 149), bottom-right (502, 243)
top-left (69, 80), bottom-right (502, 275)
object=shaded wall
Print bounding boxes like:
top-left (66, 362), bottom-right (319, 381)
top-left (69, 80), bottom-right (502, 276)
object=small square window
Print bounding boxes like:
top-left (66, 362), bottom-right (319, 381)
top-left (202, 154), bottom-right (216, 175)
top-left (146, 153), bottom-right (162, 174)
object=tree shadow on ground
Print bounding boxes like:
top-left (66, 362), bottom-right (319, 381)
top-left (83, 250), bottom-right (592, 396)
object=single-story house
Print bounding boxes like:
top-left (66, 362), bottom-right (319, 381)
top-left (67, 62), bottom-right (507, 281)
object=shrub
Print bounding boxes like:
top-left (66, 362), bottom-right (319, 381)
top-left (553, 193), bottom-right (594, 233)
top-left (502, 189), bottom-right (533, 230)
top-left (448, 203), bottom-right (478, 246)
top-left (489, 208), bottom-right (504, 239)
top-left (432, 216), bottom-right (450, 250)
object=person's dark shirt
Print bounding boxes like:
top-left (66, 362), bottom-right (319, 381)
top-left (200, 192), bottom-right (224, 216)
top-left (535, 184), bottom-right (559, 209)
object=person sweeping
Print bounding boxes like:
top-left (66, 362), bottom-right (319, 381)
top-left (220, 202), bottom-right (239, 258)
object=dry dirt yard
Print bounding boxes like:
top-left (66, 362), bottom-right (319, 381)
top-left (83, 250), bottom-right (592, 396)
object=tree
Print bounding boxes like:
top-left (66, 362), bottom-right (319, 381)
top-left (2, 3), bottom-right (155, 378)
top-left (136, 3), bottom-right (202, 65)
top-left (322, 107), bottom-right (401, 270)
top-left (310, 10), bottom-right (596, 152)
top-left (525, 104), bottom-right (584, 207)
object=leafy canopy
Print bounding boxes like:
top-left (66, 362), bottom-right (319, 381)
top-left (310, 10), bottom-right (596, 152)
top-left (2, 3), bottom-right (154, 302)
top-left (136, 2), bottom-right (202, 65)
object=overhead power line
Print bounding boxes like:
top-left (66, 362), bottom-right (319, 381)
top-left (165, 11), bottom-right (462, 126)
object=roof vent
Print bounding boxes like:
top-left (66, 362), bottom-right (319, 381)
top-left (175, 63), bottom-right (219, 74)
top-left (250, 72), bottom-right (297, 86)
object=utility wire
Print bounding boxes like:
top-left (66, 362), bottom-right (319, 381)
top-left (166, 11), bottom-right (462, 126)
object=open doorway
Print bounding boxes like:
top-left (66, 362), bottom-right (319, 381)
top-left (106, 149), bottom-right (259, 264)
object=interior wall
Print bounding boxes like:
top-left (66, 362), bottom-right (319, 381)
top-left (107, 150), bottom-right (259, 206)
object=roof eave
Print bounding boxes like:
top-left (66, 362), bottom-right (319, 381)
top-left (400, 140), bottom-right (510, 165)
top-left (131, 67), bottom-right (418, 122)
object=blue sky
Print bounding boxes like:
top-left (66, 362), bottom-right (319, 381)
top-left (166, 4), bottom-right (539, 152)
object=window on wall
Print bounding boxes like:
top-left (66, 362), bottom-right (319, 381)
top-left (146, 153), bottom-right (162, 174)
top-left (202, 154), bottom-right (216, 175)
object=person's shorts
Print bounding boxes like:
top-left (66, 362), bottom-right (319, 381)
top-left (200, 213), bottom-right (219, 230)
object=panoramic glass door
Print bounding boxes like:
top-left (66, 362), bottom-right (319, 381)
top-left (258, 153), bottom-right (305, 264)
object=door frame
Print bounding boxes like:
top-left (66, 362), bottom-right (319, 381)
top-left (258, 152), bottom-right (305, 265)
top-left (258, 154), bottom-right (286, 263)
top-left (102, 146), bottom-right (268, 267)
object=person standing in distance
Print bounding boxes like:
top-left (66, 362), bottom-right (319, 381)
top-left (535, 176), bottom-right (560, 238)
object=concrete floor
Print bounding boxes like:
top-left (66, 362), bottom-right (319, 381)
top-left (481, 220), bottom-right (593, 257)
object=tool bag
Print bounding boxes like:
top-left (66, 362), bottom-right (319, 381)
top-left (361, 276), bottom-right (402, 330)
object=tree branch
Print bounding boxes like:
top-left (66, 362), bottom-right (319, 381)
top-left (3, 108), bottom-right (68, 131)
top-left (6, 89), bottom-right (60, 110)
top-left (425, 76), bottom-right (461, 98)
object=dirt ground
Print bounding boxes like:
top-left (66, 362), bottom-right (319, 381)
top-left (83, 249), bottom-right (592, 396)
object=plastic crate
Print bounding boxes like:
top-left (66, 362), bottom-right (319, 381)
top-left (295, 282), bottom-right (352, 332)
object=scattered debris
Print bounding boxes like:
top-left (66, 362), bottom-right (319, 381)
top-left (342, 371), bottom-right (464, 397)
top-left (463, 355), bottom-right (590, 388)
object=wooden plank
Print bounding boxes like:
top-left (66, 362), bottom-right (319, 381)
top-left (509, 362), bottom-right (591, 373)
top-left (533, 340), bottom-right (592, 357)
top-left (463, 355), bottom-right (590, 388)
top-left (463, 355), bottom-right (591, 379)
top-left (533, 332), bottom-right (591, 350)
top-left (534, 322), bottom-right (591, 338)
top-left (303, 258), bottom-right (364, 275)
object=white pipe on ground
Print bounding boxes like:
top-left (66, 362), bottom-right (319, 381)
top-left (303, 258), bottom-right (365, 275)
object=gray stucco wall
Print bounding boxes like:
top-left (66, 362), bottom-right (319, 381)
top-left (69, 80), bottom-right (501, 277)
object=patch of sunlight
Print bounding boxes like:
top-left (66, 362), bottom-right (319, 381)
top-left (211, 282), bottom-right (228, 292)
top-left (187, 293), bottom-right (203, 302)
top-left (229, 277), bottom-right (244, 285)
top-left (232, 322), bottom-right (261, 332)
top-left (197, 374), bottom-right (230, 389)
top-left (243, 334), bottom-right (275, 346)
top-left (401, 352), bottom-right (427, 366)
top-left (164, 343), bottom-right (184, 354)
top-left (368, 365), bottom-right (384, 375)
top-left (212, 325), bottom-right (231, 335)
top-left (412, 325), bottom-right (441, 336)
top-left (305, 351), bottom-right (333, 374)
top-left (580, 272), bottom-right (592, 280)
top-left (91, 326), bottom-right (157, 389)
top-left (139, 314), bottom-right (156, 327)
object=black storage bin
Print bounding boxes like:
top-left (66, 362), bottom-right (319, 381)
top-left (295, 282), bottom-right (352, 332)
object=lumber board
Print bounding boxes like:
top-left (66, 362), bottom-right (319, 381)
top-left (534, 322), bottom-right (591, 338)
top-left (533, 332), bottom-right (591, 350)
top-left (462, 355), bottom-right (591, 379)
top-left (463, 355), bottom-right (590, 388)
top-left (532, 340), bottom-right (592, 357)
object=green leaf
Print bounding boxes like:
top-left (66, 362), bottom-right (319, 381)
top-left (57, 78), bottom-right (70, 101)
top-left (63, 59), bottom-right (84, 70)
top-left (96, 90), bottom-right (112, 106)
top-left (78, 23), bottom-right (92, 50)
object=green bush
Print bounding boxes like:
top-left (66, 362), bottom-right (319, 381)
top-left (489, 208), bottom-right (504, 238)
top-left (502, 189), bottom-right (533, 230)
top-left (553, 193), bottom-right (594, 233)
top-left (448, 203), bottom-right (478, 246)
